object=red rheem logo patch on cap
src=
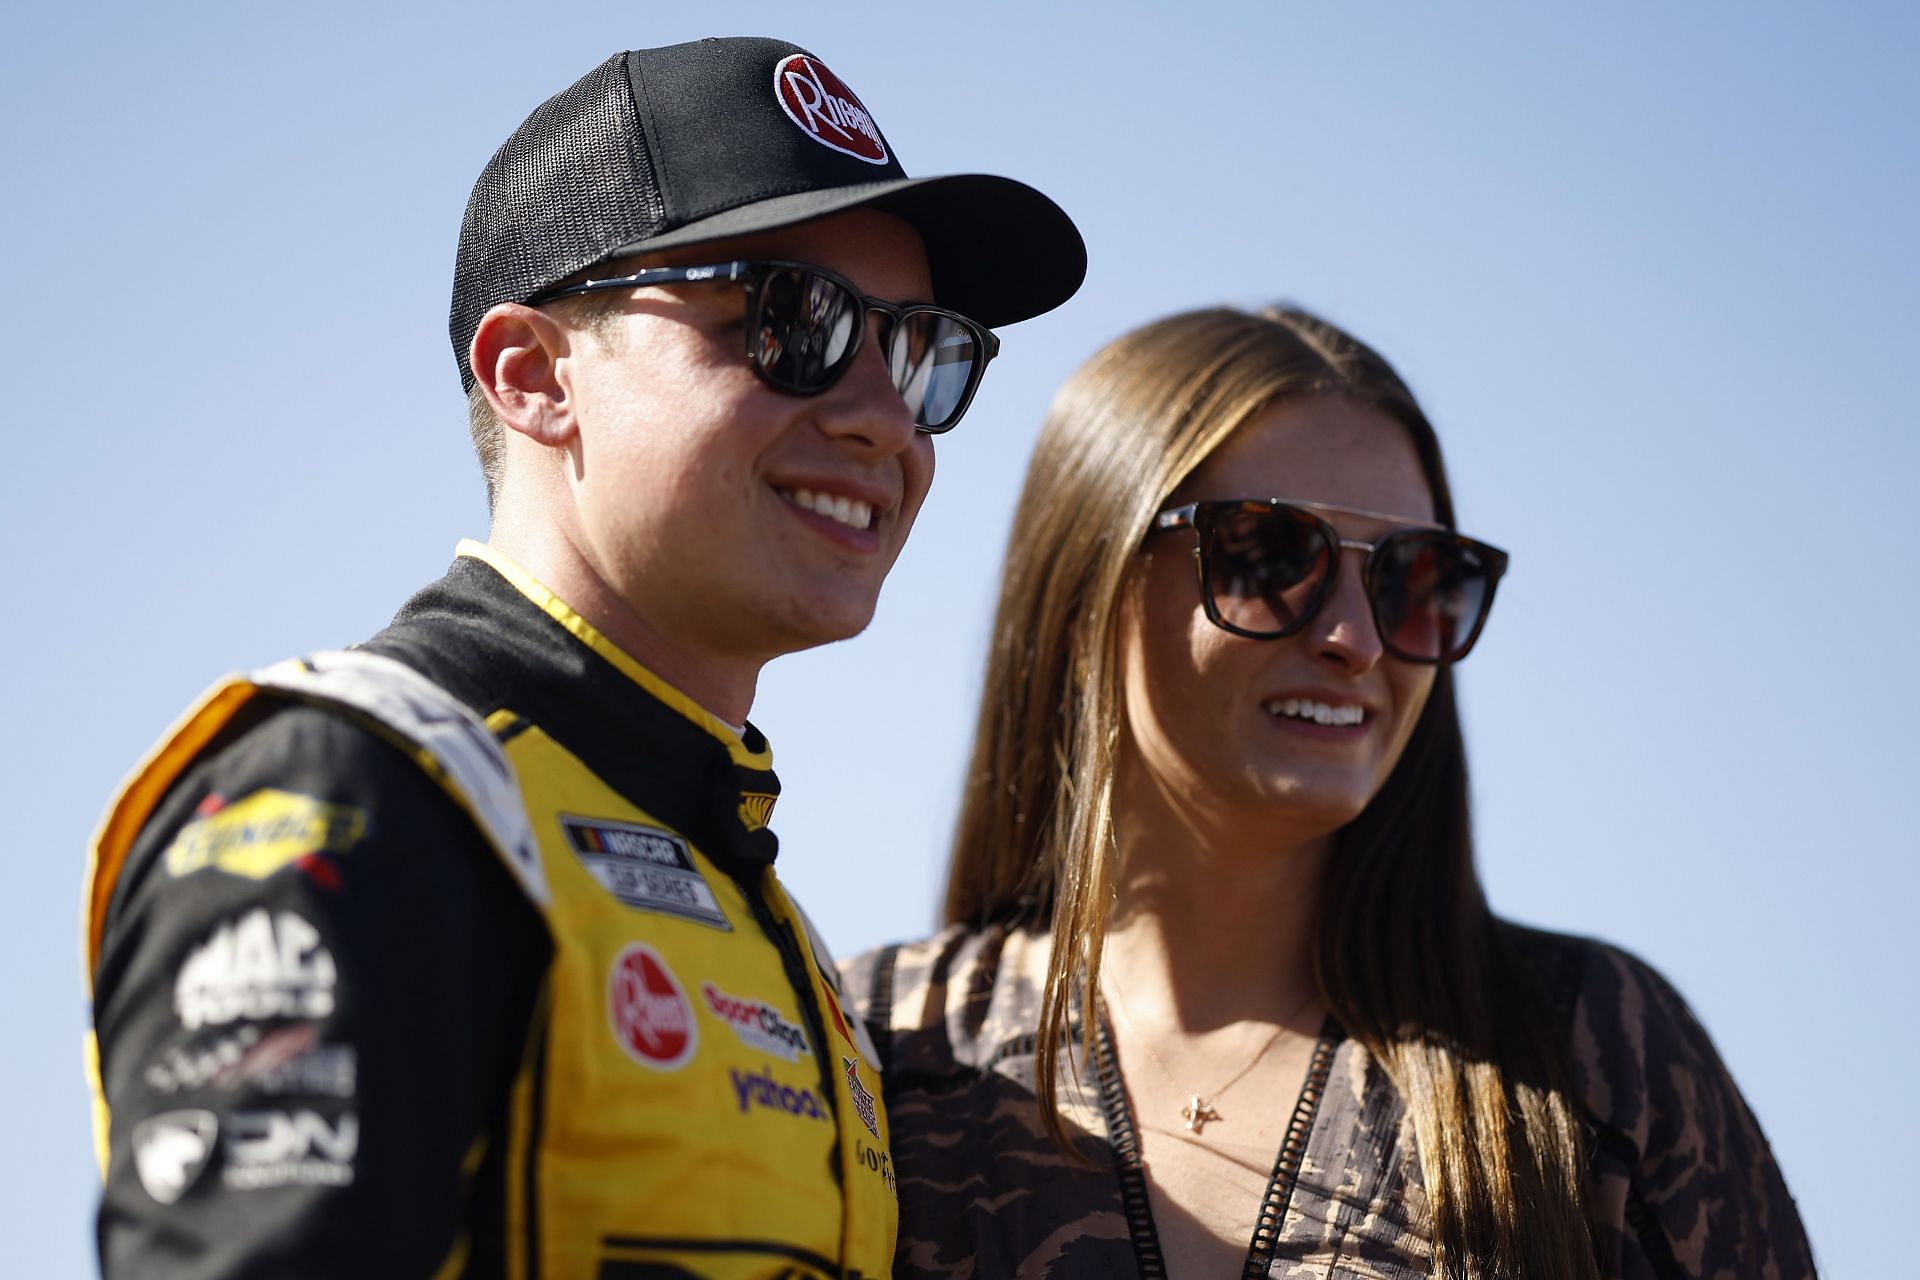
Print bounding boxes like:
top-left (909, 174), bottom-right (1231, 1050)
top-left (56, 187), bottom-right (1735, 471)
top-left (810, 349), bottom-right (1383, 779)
top-left (773, 54), bottom-right (888, 165)
top-left (608, 944), bottom-right (696, 1070)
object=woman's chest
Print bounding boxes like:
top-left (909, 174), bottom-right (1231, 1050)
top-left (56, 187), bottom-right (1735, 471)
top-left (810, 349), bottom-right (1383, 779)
top-left (1136, 1033), bottom-right (1435, 1279)
top-left (884, 1026), bottom-right (1435, 1278)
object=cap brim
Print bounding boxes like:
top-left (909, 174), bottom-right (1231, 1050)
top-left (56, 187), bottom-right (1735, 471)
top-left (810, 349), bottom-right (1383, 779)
top-left (604, 173), bottom-right (1086, 329)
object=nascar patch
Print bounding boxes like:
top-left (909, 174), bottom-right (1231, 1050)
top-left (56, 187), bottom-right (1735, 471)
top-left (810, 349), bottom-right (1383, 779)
top-left (164, 789), bottom-right (366, 888)
top-left (560, 816), bottom-right (730, 930)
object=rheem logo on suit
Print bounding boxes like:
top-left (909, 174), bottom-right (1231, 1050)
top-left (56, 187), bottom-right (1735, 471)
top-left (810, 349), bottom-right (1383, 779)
top-left (174, 908), bottom-right (337, 1030)
top-left (608, 943), bottom-right (697, 1070)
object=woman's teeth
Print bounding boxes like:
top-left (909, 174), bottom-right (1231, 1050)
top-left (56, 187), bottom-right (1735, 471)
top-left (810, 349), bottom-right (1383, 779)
top-left (784, 487), bottom-right (873, 531)
top-left (1266, 698), bottom-right (1366, 727)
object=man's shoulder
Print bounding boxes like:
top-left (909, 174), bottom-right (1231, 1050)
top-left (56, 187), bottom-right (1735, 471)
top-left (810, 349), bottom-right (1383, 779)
top-left (92, 645), bottom-right (544, 958)
top-left (86, 665), bottom-right (555, 1272)
top-left (179, 676), bottom-right (450, 785)
top-left (103, 692), bottom-right (472, 907)
top-left (133, 653), bottom-right (495, 831)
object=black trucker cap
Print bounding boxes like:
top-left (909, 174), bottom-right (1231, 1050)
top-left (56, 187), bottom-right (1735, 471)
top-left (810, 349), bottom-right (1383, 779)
top-left (451, 37), bottom-right (1087, 391)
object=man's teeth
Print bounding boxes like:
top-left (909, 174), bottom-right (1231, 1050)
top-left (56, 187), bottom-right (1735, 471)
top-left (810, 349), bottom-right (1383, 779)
top-left (785, 487), bottom-right (873, 531)
top-left (1267, 698), bottom-right (1366, 727)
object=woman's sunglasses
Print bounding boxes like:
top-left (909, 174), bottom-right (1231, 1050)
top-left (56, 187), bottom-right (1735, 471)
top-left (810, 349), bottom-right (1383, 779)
top-left (1151, 499), bottom-right (1510, 664)
top-left (530, 260), bottom-right (998, 434)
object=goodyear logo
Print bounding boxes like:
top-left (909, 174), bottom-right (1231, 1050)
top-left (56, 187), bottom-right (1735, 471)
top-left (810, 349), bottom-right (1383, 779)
top-left (738, 792), bottom-right (778, 832)
top-left (166, 790), bottom-right (366, 884)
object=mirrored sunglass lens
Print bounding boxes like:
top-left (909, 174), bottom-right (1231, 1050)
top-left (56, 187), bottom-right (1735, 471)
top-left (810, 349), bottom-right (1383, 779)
top-left (888, 312), bottom-right (978, 429)
top-left (754, 268), bottom-right (860, 389)
top-left (1373, 536), bottom-right (1492, 660)
top-left (1206, 505), bottom-right (1332, 635)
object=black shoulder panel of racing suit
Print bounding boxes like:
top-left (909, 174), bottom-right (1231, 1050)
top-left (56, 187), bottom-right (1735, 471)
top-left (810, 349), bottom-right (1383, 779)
top-left (93, 693), bottom-right (550, 1277)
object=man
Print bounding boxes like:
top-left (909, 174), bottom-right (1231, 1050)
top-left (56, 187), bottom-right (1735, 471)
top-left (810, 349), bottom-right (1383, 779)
top-left (83, 37), bottom-right (1083, 1277)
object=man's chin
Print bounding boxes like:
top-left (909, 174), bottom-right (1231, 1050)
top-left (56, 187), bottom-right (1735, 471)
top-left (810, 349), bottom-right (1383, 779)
top-left (762, 596), bottom-right (880, 658)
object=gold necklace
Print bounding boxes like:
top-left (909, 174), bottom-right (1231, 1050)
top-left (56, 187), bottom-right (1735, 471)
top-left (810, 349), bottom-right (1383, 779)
top-left (1103, 981), bottom-right (1317, 1135)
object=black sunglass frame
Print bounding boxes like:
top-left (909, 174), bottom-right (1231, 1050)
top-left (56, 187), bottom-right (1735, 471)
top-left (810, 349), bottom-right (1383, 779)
top-left (528, 260), bottom-right (999, 434)
top-left (1151, 498), bottom-right (1511, 664)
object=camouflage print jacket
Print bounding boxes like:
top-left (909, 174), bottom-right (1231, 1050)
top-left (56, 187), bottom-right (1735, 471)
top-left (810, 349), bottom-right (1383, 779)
top-left (841, 923), bottom-right (1816, 1279)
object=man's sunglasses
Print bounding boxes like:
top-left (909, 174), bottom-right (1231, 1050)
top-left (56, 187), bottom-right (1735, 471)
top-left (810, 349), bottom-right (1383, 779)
top-left (1151, 499), bottom-right (1510, 664)
top-left (529, 260), bottom-right (999, 434)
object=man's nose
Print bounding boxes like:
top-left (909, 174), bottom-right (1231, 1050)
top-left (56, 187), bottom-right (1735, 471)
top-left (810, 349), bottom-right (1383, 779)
top-left (812, 316), bottom-right (917, 453)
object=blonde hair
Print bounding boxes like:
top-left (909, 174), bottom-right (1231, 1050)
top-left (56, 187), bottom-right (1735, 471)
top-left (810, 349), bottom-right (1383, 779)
top-left (945, 306), bottom-right (1597, 1278)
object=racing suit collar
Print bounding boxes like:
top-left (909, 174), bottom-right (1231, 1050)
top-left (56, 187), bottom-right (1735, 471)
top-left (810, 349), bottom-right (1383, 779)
top-left (370, 547), bottom-right (782, 880)
top-left (455, 538), bottom-right (771, 770)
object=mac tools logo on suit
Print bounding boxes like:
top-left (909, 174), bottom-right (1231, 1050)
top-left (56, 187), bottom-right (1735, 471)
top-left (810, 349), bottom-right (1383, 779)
top-left (773, 55), bottom-right (888, 164)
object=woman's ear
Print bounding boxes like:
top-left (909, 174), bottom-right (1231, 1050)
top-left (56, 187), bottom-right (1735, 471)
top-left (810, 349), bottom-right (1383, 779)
top-left (469, 302), bottom-right (578, 446)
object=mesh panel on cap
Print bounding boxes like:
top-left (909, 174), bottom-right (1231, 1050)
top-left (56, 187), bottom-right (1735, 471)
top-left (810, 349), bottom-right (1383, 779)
top-left (450, 53), bottom-right (666, 390)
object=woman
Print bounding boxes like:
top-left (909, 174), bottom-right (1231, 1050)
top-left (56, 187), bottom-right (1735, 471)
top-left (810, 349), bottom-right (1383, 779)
top-left (844, 307), bottom-right (1814, 1278)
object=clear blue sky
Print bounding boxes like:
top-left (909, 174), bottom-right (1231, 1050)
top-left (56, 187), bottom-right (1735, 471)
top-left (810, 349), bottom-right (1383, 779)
top-left (5, 2), bottom-right (1913, 1272)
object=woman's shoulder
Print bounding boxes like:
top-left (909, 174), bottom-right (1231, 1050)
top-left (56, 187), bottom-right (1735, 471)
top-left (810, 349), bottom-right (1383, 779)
top-left (839, 921), bottom-right (1053, 1074)
top-left (1498, 923), bottom-right (1735, 1142)
top-left (1499, 923), bottom-right (1817, 1277)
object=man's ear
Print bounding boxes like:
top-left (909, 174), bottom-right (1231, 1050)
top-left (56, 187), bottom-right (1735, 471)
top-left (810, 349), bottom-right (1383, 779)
top-left (470, 303), bottom-right (578, 445)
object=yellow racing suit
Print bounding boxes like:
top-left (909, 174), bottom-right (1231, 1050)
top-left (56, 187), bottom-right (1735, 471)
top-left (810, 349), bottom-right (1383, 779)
top-left (84, 541), bottom-right (895, 1278)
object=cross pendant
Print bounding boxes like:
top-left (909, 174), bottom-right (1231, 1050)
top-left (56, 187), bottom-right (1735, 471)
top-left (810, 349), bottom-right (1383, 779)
top-left (1180, 1095), bottom-right (1221, 1133)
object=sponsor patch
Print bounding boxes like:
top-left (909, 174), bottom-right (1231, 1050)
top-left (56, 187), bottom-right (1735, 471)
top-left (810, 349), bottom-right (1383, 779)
top-left (252, 649), bottom-right (550, 906)
top-left (738, 791), bottom-right (777, 831)
top-left (131, 1109), bottom-right (217, 1204)
top-left (174, 909), bottom-right (337, 1031)
top-left (843, 1056), bottom-right (881, 1140)
top-left (701, 983), bottom-right (809, 1061)
top-left (144, 1024), bottom-right (357, 1098)
top-left (165, 789), bottom-right (366, 890)
top-left (773, 54), bottom-right (888, 165)
top-left (222, 1109), bottom-right (357, 1190)
top-left (608, 944), bottom-right (696, 1070)
top-left (819, 973), bottom-right (860, 1053)
top-left (561, 816), bottom-right (730, 930)
top-left (730, 1064), bottom-right (829, 1122)
top-left (855, 1137), bottom-right (896, 1193)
